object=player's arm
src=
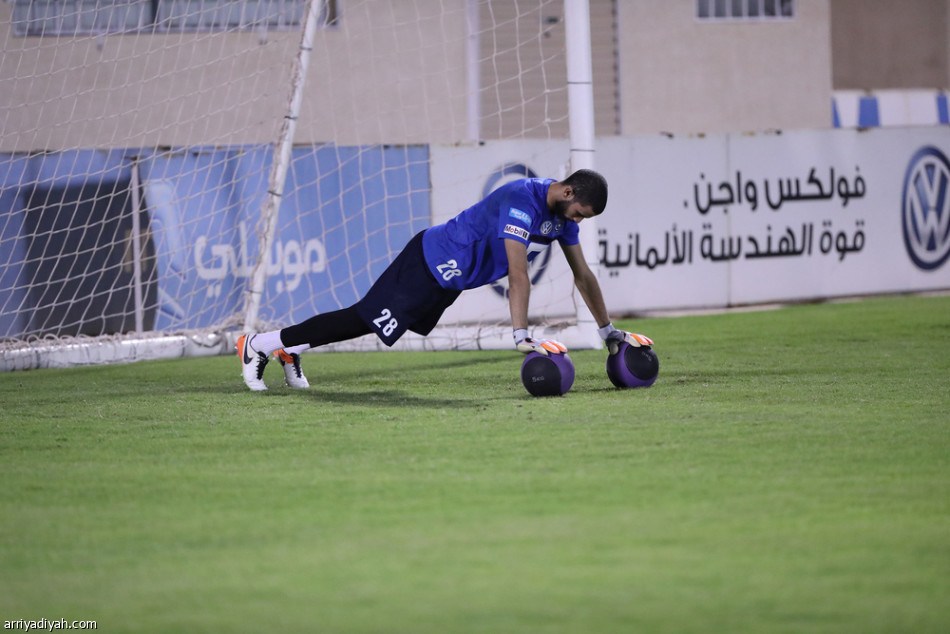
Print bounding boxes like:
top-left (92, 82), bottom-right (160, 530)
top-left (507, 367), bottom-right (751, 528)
top-left (506, 239), bottom-right (566, 355)
top-left (505, 238), bottom-right (531, 331)
top-left (560, 241), bottom-right (654, 352)
top-left (560, 241), bottom-right (610, 327)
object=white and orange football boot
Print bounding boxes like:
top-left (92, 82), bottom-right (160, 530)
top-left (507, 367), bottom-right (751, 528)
top-left (275, 349), bottom-right (309, 388)
top-left (237, 333), bottom-right (269, 391)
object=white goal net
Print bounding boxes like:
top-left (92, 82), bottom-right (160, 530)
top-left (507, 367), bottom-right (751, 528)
top-left (0, 0), bottom-right (609, 370)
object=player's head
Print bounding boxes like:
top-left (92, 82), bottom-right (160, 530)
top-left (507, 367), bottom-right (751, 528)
top-left (561, 169), bottom-right (608, 216)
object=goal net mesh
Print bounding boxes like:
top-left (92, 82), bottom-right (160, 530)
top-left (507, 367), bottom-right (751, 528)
top-left (0, 0), bottom-right (604, 370)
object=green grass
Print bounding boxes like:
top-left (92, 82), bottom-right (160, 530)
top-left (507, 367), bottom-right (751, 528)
top-left (1, 294), bottom-right (948, 633)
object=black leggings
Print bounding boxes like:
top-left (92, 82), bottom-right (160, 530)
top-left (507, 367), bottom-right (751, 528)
top-left (280, 306), bottom-right (372, 349)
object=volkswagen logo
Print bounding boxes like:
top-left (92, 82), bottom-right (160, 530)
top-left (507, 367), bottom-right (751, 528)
top-left (902, 146), bottom-right (950, 270)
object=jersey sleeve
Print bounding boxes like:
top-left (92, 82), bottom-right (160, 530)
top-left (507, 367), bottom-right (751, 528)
top-left (557, 218), bottom-right (581, 246)
top-left (496, 191), bottom-right (535, 246)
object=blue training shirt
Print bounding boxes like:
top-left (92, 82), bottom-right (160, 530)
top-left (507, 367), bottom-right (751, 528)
top-left (421, 178), bottom-right (580, 291)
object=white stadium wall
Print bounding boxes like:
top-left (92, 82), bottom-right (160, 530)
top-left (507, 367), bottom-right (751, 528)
top-left (431, 125), bottom-right (950, 321)
top-left (593, 127), bottom-right (950, 312)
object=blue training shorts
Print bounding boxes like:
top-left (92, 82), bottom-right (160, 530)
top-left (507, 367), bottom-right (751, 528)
top-left (354, 230), bottom-right (462, 347)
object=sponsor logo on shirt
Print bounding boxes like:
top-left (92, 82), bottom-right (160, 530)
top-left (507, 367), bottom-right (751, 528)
top-left (508, 208), bottom-right (532, 224)
top-left (503, 224), bottom-right (530, 240)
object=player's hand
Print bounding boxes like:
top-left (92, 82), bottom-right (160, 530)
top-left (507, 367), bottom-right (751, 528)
top-left (599, 323), bottom-right (653, 355)
top-left (517, 337), bottom-right (568, 355)
top-left (513, 329), bottom-right (567, 355)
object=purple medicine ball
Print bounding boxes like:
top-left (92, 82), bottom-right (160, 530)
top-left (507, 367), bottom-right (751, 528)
top-left (606, 342), bottom-right (659, 388)
top-left (521, 351), bottom-right (575, 397)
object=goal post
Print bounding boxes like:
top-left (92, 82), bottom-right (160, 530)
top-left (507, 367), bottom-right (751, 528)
top-left (243, 0), bottom-right (326, 333)
top-left (0, 0), bottom-right (606, 371)
top-left (563, 0), bottom-right (603, 350)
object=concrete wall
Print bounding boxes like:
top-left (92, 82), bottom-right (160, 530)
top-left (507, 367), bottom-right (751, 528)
top-left (7, 0), bottom-right (948, 152)
top-left (295, 0), bottom-right (469, 145)
top-left (615, 0), bottom-right (834, 135)
top-left (831, 0), bottom-right (949, 90)
top-left (0, 0), bottom-right (471, 151)
top-left (477, 0), bottom-right (620, 139)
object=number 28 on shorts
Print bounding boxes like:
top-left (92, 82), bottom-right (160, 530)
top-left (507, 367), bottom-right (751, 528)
top-left (372, 308), bottom-right (399, 337)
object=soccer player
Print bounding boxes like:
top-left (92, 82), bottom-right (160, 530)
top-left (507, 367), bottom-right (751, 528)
top-left (237, 168), bottom-right (652, 391)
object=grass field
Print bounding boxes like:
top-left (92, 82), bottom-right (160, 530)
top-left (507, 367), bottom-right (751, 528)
top-left (1, 294), bottom-right (948, 633)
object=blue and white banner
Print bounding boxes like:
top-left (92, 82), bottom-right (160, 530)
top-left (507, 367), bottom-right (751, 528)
top-left (140, 144), bottom-right (431, 331)
top-left (4, 128), bottom-right (948, 340)
top-left (0, 145), bottom-right (430, 337)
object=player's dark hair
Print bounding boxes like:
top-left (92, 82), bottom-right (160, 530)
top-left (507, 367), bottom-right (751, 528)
top-left (562, 169), bottom-right (608, 215)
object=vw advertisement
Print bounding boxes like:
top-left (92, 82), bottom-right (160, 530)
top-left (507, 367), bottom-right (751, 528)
top-left (431, 126), bottom-right (950, 319)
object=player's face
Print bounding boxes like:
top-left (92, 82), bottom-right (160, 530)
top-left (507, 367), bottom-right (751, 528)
top-left (556, 199), bottom-right (597, 224)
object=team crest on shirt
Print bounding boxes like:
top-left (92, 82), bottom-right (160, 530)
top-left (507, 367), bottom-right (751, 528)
top-left (504, 224), bottom-right (529, 240)
top-left (540, 221), bottom-right (554, 235)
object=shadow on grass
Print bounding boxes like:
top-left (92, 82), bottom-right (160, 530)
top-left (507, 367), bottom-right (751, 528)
top-left (232, 353), bottom-right (672, 403)
top-left (289, 388), bottom-right (493, 409)
top-left (298, 351), bottom-right (514, 382)
top-left (231, 354), bottom-right (525, 408)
